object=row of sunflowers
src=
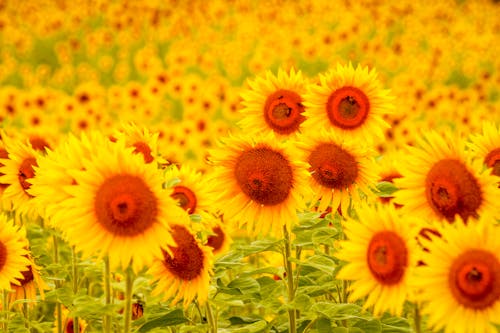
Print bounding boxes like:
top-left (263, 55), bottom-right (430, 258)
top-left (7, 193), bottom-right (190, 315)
top-left (0, 0), bottom-right (499, 333)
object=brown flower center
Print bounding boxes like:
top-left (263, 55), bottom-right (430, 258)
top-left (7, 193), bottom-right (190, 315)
top-left (29, 136), bottom-right (51, 152)
top-left (132, 141), bottom-right (154, 164)
top-left (65, 318), bottom-right (83, 333)
top-left (17, 265), bottom-right (34, 286)
top-left (234, 146), bottom-right (293, 205)
top-left (263, 89), bottom-right (305, 135)
top-left (367, 231), bottom-right (408, 285)
top-left (207, 226), bottom-right (225, 252)
top-left (171, 185), bottom-right (197, 213)
top-left (327, 86), bottom-right (369, 129)
top-left (0, 242), bottom-right (7, 271)
top-left (308, 143), bottom-right (358, 189)
top-left (484, 147), bottom-right (500, 177)
top-left (425, 159), bottom-right (482, 222)
top-left (449, 249), bottom-right (500, 309)
top-left (18, 157), bottom-right (38, 196)
top-left (94, 175), bottom-right (158, 236)
top-left (163, 225), bottom-right (204, 281)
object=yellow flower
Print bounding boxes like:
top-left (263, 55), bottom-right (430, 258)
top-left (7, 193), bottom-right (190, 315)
top-left (335, 204), bottom-right (420, 316)
top-left (303, 63), bottom-right (394, 143)
top-left (468, 121), bottom-right (500, 178)
top-left (415, 218), bottom-right (500, 333)
top-left (239, 68), bottom-right (308, 138)
top-left (209, 133), bottom-right (311, 237)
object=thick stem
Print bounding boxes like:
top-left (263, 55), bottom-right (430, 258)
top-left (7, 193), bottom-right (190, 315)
top-left (414, 304), bottom-right (422, 333)
top-left (283, 225), bottom-right (296, 333)
top-left (53, 235), bottom-right (63, 333)
top-left (123, 265), bottom-right (134, 333)
top-left (104, 257), bottom-right (112, 333)
top-left (205, 301), bottom-right (217, 333)
top-left (72, 247), bottom-right (80, 333)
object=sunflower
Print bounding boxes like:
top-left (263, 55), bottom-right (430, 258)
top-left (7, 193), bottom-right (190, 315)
top-left (303, 63), bottom-right (394, 142)
top-left (54, 306), bottom-right (88, 333)
top-left (209, 133), bottom-right (311, 237)
top-left (238, 68), bottom-right (308, 138)
top-left (468, 121), bottom-right (500, 178)
top-left (415, 217), bottom-right (500, 333)
top-left (0, 133), bottom-right (42, 219)
top-left (205, 215), bottom-right (233, 257)
top-left (55, 138), bottom-right (189, 272)
top-left (112, 123), bottom-right (161, 164)
top-left (297, 129), bottom-right (378, 214)
top-left (335, 204), bottom-right (420, 316)
top-left (393, 131), bottom-right (499, 223)
top-left (0, 214), bottom-right (31, 291)
top-left (164, 164), bottom-right (215, 217)
top-left (9, 253), bottom-right (49, 308)
top-left (374, 150), bottom-right (404, 208)
top-left (149, 224), bottom-right (213, 308)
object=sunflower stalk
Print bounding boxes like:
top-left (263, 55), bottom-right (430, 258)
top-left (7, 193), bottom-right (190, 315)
top-left (123, 265), bottom-right (135, 333)
top-left (414, 304), bottom-right (422, 333)
top-left (205, 301), bottom-right (217, 333)
top-left (71, 246), bottom-right (80, 333)
top-left (103, 256), bottom-right (112, 333)
top-left (53, 235), bottom-right (63, 333)
top-left (283, 224), bottom-right (297, 333)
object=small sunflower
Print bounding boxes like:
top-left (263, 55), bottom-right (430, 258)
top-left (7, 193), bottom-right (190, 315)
top-left (238, 68), bottom-right (308, 138)
top-left (209, 133), bottom-right (311, 237)
top-left (9, 253), bottom-right (49, 308)
top-left (112, 123), bottom-right (161, 164)
top-left (0, 133), bottom-right (41, 219)
top-left (56, 138), bottom-right (188, 272)
top-left (393, 131), bottom-right (499, 222)
top-left (303, 63), bottom-right (394, 142)
top-left (0, 214), bottom-right (31, 291)
top-left (335, 204), bottom-right (420, 316)
top-left (374, 150), bottom-right (404, 208)
top-left (298, 129), bottom-right (378, 214)
top-left (149, 224), bottom-right (213, 308)
top-left (468, 121), bottom-right (500, 178)
top-left (415, 218), bottom-right (500, 333)
top-left (205, 215), bottom-right (233, 257)
top-left (54, 306), bottom-right (88, 333)
top-left (164, 164), bottom-right (215, 216)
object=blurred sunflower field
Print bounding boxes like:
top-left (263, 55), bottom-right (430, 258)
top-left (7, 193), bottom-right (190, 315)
top-left (0, 0), bottom-right (499, 332)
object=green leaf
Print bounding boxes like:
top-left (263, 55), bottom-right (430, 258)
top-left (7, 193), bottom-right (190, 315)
top-left (354, 319), bottom-right (382, 333)
top-left (312, 227), bottom-right (339, 246)
top-left (375, 181), bottom-right (398, 197)
top-left (237, 239), bottom-right (282, 256)
top-left (312, 302), bottom-right (366, 321)
top-left (228, 316), bottom-right (261, 325)
top-left (294, 254), bottom-right (337, 275)
top-left (226, 320), bottom-right (268, 333)
top-left (316, 317), bottom-right (333, 333)
top-left (227, 277), bottom-right (261, 295)
top-left (137, 309), bottom-right (188, 332)
top-left (380, 315), bottom-right (411, 333)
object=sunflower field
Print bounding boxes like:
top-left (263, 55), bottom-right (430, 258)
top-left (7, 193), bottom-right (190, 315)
top-left (0, 0), bottom-right (499, 332)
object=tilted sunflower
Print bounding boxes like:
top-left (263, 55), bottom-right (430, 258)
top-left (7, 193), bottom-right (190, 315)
top-left (0, 214), bottom-right (31, 291)
top-left (467, 121), bottom-right (500, 179)
top-left (149, 224), bottom-right (213, 308)
top-left (0, 133), bottom-right (42, 219)
top-left (393, 131), bottom-right (499, 223)
top-left (415, 217), bottom-right (500, 333)
top-left (205, 215), bottom-right (233, 257)
top-left (298, 129), bottom-right (378, 214)
top-left (238, 68), bottom-right (308, 138)
top-left (303, 63), bottom-right (394, 143)
top-left (56, 138), bottom-right (189, 272)
top-left (209, 133), bottom-right (311, 237)
top-left (335, 204), bottom-right (420, 316)
top-left (112, 122), bottom-right (162, 165)
top-left (9, 253), bottom-right (49, 308)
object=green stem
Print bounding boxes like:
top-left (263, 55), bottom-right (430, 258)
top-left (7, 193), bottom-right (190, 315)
top-left (205, 301), bottom-right (217, 333)
top-left (71, 247), bottom-right (80, 333)
top-left (23, 289), bottom-right (29, 330)
top-left (53, 235), bottom-right (62, 333)
top-left (123, 265), bottom-right (134, 333)
top-left (414, 304), bottom-right (422, 333)
top-left (103, 257), bottom-right (112, 333)
top-left (283, 225), bottom-right (296, 333)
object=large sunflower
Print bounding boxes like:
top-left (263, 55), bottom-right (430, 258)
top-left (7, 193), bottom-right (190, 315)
top-left (0, 133), bottom-right (41, 219)
top-left (0, 214), bottom-right (31, 291)
top-left (468, 121), bottom-right (500, 178)
top-left (298, 129), bottom-right (378, 214)
top-left (303, 63), bottom-right (394, 142)
top-left (209, 133), bottom-right (311, 237)
top-left (149, 224), bottom-right (213, 308)
top-left (335, 204), bottom-right (420, 316)
top-left (56, 139), bottom-right (189, 272)
top-left (238, 68), bottom-right (308, 138)
top-left (415, 218), bottom-right (500, 333)
top-left (393, 131), bottom-right (499, 223)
